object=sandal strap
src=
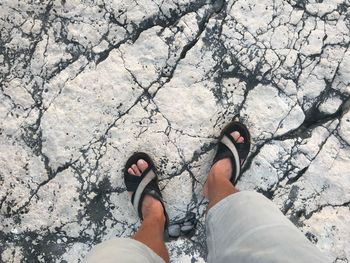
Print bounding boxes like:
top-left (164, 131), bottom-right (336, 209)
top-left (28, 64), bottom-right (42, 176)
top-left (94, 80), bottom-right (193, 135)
top-left (132, 169), bottom-right (156, 213)
top-left (220, 134), bottom-right (241, 181)
top-left (125, 166), bottom-right (153, 192)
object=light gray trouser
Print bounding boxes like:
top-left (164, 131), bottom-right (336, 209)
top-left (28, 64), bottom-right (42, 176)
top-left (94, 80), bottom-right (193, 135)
top-left (85, 191), bottom-right (329, 263)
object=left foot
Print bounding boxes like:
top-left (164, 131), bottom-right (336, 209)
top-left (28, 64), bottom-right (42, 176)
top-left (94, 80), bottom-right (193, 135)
top-left (127, 159), bottom-right (165, 221)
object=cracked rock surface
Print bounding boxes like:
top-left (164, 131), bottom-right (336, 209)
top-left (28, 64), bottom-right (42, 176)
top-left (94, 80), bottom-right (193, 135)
top-left (1, 0), bottom-right (349, 262)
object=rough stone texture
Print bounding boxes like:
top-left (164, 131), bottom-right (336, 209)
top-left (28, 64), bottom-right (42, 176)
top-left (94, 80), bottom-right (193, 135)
top-left (0, 0), bottom-right (349, 262)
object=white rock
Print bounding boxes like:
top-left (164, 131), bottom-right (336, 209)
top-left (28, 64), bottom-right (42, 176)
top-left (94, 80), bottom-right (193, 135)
top-left (41, 50), bottom-right (142, 170)
top-left (241, 84), bottom-right (304, 138)
top-left (230, 0), bottom-right (273, 34)
top-left (119, 26), bottom-right (169, 87)
top-left (339, 111), bottom-right (350, 144)
top-left (319, 97), bottom-right (342, 114)
top-left (303, 206), bottom-right (350, 262)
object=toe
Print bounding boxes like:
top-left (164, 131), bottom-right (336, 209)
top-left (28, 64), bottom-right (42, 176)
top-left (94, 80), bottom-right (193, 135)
top-left (128, 168), bottom-right (136, 176)
top-left (237, 136), bottom-right (244, 143)
top-left (137, 159), bottom-right (148, 173)
top-left (132, 164), bottom-right (141, 176)
top-left (231, 131), bottom-right (241, 141)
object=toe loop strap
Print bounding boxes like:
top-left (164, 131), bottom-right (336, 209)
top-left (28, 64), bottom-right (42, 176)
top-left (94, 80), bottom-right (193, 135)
top-left (132, 169), bottom-right (156, 212)
top-left (220, 135), bottom-right (241, 180)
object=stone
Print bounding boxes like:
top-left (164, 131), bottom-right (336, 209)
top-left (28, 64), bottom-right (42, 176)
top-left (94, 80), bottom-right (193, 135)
top-left (184, 221), bottom-right (193, 226)
top-left (181, 225), bottom-right (194, 233)
top-left (168, 224), bottom-right (181, 238)
top-left (319, 97), bottom-right (343, 115)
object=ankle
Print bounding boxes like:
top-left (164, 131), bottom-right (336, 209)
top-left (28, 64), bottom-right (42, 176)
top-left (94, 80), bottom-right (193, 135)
top-left (208, 170), bottom-right (231, 183)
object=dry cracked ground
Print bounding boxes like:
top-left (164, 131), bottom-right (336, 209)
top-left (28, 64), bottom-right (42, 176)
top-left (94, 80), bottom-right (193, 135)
top-left (1, 0), bottom-right (350, 262)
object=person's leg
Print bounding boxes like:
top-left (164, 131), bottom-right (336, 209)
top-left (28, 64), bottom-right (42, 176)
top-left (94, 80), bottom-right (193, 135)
top-left (129, 160), bottom-right (169, 263)
top-left (203, 131), bottom-right (328, 263)
top-left (203, 158), bottom-right (239, 211)
top-left (85, 159), bottom-right (168, 263)
top-left (203, 131), bottom-right (243, 209)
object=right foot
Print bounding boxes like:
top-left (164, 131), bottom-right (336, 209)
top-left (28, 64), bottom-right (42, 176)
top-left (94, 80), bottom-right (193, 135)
top-left (127, 159), bottom-right (165, 221)
top-left (203, 131), bottom-right (245, 199)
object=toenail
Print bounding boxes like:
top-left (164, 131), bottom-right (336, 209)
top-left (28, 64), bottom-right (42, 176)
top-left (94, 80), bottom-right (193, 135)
top-left (231, 131), bottom-right (240, 139)
top-left (137, 159), bottom-right (146, 165)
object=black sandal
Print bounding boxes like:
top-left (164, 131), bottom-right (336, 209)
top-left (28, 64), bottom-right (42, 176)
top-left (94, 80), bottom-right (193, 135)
top-left (124, 152), bottom-right (169, 237)
top-left (212, 121), bottom-right (251, 184)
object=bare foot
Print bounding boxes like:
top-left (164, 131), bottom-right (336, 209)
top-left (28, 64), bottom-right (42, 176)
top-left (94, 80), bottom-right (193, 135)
top-left (127, 160), bottom-right (165, 221)
top-left (203, 131), bottom-right (244, 199)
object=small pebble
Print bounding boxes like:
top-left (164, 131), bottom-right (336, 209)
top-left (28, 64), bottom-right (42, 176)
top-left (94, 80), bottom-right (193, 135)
top-left (184, 221), bottom-right (192, 226)
top-left (181, 225), bottom-right (194, 233)
top-left (168, 224), bottom-right (180, 237)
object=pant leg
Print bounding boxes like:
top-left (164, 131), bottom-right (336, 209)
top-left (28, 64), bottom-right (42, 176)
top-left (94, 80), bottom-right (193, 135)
top-left (206, 191), bottom-right (329, 263)
top-left (84, 237), bottom-right (165, 263)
